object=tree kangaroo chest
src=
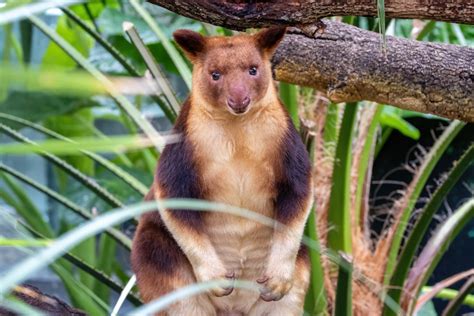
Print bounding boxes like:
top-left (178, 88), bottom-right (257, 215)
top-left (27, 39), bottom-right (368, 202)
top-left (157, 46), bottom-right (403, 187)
top-left (196, 130), bottom-right (281, 277)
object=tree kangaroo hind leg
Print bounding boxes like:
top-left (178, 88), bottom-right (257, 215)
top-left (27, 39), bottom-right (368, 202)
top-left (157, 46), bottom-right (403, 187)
top-left (131, 213), bottom-right (216, 316)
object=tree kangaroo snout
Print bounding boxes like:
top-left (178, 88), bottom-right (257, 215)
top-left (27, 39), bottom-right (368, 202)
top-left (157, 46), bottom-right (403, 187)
top-left (131, 27), bottom-right (313, 316)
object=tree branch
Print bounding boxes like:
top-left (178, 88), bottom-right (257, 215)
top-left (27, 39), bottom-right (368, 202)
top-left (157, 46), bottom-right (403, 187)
top-left (149, 0), bottom-right (474, 27)
top-left (147, 1), bottom-right (474, 122)
top-left (275, 23), bottom-right (474, 122)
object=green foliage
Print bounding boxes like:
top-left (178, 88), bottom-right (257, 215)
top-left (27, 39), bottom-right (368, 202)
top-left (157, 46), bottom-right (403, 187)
top-left (327, 103), bottom-right (358, 253)
top-left (0, 1), bottom-right (472, 315)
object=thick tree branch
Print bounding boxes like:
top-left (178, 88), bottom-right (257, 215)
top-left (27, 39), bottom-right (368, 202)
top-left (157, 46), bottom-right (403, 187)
top-left (148, 1), bottom-right (474, 122)
top-left (275, 23), bottom-right (473, 122)
top-left (149, 0), bottom-right (474, 27)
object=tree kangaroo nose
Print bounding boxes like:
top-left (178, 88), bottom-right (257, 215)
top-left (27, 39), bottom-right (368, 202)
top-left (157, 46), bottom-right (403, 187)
top-left (227, 96), bottom-right (250, 110)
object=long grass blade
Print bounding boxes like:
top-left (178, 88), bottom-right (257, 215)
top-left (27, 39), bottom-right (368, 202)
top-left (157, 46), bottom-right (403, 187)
top-left (416, 269), bottom-right (474, 311)
top-left (327, 103), bottom-right (358, 253)
top-left (416, 21), bottom-right (436, 41)
top-left (0, 238), bottom-right (51, 247)
top-left (51, 261), bottom-right (109, 315)
top-left (354, 104), bottom-right (383, 227)
top-left (376, 0), bottom-right (386, 53)
top-left (60, 7), bottom-right (139, 76)
top-left (303, 129), bottom-right (327, 314)
top-left (322, 102), bottom-right (340, 156)
top-left (0, 197), bottom-right (401, 313)
top-left (334, 253), bottom-right (353, 316)
top-left (59, 7), bottom-right (176, 122)
top-left (0, 0), bottom-right (83, 25)
top-left (0, 163), bottom-right (132, 250)
top-left (63, 252), bottom-right (141, 306)
top-left (0, 123), bottom-right (124, 207)
top-left (304, 204), bottom-right (328, 315)
top-left (385, 145), bottom-right (473, 312)
top-left (0, 113), bottom-right (148, 195)
top-left (18, 220), bottom-right (140, 306)
top-left (130, 280), bottom-right (258, 316)
top-left (0, 134), bottom-right (160, 155)
top-left (111, 275), bottom-right (137, 316)
top-left (0, 173), bottom-right (54, 238)
top-left (384, 120), bottom-right (465, 285)
top-left (405, 198), bottom-right (474, 314)
top-left (424, 287), bottom-right (474, 308)
top-left (28, 15), bottom-right (166, 152)
top-left (130, 0), bottom-right (192, 89)
top-left (123, 21), bottom-right (180, 116)
top-left (442, 277), bottom-right (474, 316)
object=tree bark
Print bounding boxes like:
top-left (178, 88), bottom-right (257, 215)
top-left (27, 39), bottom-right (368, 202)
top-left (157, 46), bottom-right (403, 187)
top-left (148, 0), bottom-right (474, 27)
top-left (275, 23), bottom-right (474, 122)
top-left (147, 1), bottom-right (474, 122)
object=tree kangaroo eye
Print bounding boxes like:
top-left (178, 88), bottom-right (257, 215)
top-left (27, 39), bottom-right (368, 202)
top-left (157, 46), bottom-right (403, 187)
top-left (211, 71), bottom-right (221, 81)
top-left (249, 66), bottom-right (258, 76)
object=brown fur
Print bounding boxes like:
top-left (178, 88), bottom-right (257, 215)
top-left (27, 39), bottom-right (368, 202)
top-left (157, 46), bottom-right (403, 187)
top-left (0, 285), bottom-right (87, 316)
top-left (131, 28), bottom-right (313, 315)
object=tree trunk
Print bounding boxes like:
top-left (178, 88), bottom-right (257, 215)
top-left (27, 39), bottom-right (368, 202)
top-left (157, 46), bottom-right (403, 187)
top-left (149, 0), bottom-right (474, 26)
top-left (147, 1), bottom-right (474, 122)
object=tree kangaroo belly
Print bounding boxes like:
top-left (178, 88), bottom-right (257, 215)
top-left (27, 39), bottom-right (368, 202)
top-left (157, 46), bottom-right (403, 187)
top-left (204, 158), bottom-right (276, 278)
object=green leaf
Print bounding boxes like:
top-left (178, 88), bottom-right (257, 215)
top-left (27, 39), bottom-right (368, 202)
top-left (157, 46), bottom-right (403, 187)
top-left (0, 91), bottom-right (96, 124)
top-left (442, 277), bottom-right (474, 316)
top-left (69, 1), bottom-right (112, 20)
top-left (417, 300), bottom-right (438, 316)
top-left (29, 14), bottom-right (166, 152)
top-left (123, 21), bottom-right (179, 119)
top-left (334, 253), bottom-right (353, 316)
top-left (303, 132), bottom-right (327, 315)
top-left (327, 103), bottom-right (358, 253)
top-left (22, 223), bottom-right (141, 306)
top-left (354, 104), bottom-right (383, 227)
top-left (45, 109), bottom-right (96, 177)
top-left (0, 163), bottom-right (132, 250)
top-left (130, 0), bottom-right (192, 89)
top-left (384, 120), bottom-right (465, 287)
top-left (0, 113), bottom-right (148, 196)
top-left (51, 261), bottom-right (108, 316)
top-left (405, 198), bottom-right (474, 314)
top-left (94, 235), bottom-right (117, 302)
top-left (0, 173), bottom-right (54, 238)
top-left (385, 145), bottom-right (473, 312)
top-left (42, 15), bottom-right (94, 69)
top-left (0, 0), bottom-right (82, 25)
top-left (0, 199), bottom-right (280, 296)
top-left (0, 133), bottom-right (158, 155)
top-left (421, 286), bottom-right (474, 308)
top-left (417, 21), bottom-right (436, 41)
top-left (304, 205), bottom-right (328, 315)
top-left (379, 108), bottom-right (420, 140)
top-left (322, 102), bottom-right (340, 157)
top-left (0, 123), bottom-right (125, 208)
top-left (0, 238), bottom-right (51, 247)
top-left (62, 7), bottom-right (141, 77)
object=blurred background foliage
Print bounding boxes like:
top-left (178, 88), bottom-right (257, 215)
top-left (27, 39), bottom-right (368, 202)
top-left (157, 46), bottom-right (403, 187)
top-left (0, 1), bottom-right (472, 315)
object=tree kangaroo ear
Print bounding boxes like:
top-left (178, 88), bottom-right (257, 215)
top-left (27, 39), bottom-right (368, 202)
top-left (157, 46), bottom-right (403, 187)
top-left (254, 26), bottom-right (286, 56)
top-left (173, 29), bottom-right (207, 62)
